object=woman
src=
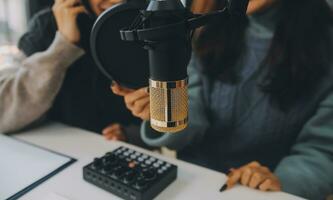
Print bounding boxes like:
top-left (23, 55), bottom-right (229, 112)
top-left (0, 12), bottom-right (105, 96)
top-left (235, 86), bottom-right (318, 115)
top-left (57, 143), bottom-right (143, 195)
top-left (0, 0), bottom-right (85, 133)
top-left (18, 0), bottom-right (148, 146)
top-left (112, 0), bottom-right (333, 199)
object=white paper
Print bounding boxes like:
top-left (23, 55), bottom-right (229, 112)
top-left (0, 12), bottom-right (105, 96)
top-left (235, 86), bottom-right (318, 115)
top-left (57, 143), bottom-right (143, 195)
top-left (43, 193), bottom-right (71, 200)
top-left (0, 135), bottom-right (72, 199)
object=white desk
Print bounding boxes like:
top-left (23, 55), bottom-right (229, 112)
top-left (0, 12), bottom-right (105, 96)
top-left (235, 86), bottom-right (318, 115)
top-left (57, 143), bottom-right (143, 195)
top-left (12, 122), bottom-right (304, 200)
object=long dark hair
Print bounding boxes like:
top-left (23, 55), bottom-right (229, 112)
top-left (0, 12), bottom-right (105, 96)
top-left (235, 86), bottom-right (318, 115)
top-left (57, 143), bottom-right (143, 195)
top-left (194, 0), bottom-right (333, 110)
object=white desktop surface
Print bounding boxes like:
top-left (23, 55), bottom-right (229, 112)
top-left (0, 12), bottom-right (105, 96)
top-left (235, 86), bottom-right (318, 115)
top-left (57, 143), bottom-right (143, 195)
top-left (12, 122), bottom-right (304, 200)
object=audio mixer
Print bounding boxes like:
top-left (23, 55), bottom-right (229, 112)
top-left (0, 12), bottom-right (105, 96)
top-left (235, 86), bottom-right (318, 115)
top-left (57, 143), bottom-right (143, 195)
top-left (83, 146), bottom-right (177, 200)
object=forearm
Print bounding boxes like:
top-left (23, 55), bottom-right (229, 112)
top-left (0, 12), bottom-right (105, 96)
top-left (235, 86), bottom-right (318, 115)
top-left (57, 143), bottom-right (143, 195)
top-left (274, 92), bottom-right (333, 200)
top-left (275, 153), bottom-right (333, 200)
top-left (0, 32), bottom-right (84, 133)
top-left (140, 114), bottom-right (208, 150)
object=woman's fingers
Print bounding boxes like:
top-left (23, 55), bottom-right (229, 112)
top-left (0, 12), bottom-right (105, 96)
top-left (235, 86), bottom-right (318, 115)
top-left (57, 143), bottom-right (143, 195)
top-left (124, 88), bottom-right (149, 112)
top-left (247, 0), bottom-right (277, 15)
top-left (70, 5), bottom-right (88, 15)
top-left (102, 123), bottom-right (126, 141)
top-left (137, 102), bottom-right (150, 120)
top-left (112, 84), bottom-right (148, 112)
top-left (104, 131), bottom-right (125, 141)
top-left (240, 168), bottom-right (252, 186)
top-left (103, 130), bottom-right (126, 141)
top-left (102, 123), bottom-right (121, 135)
top-left (226, 169), bottom-right (242, 189)
top-left (237, 161), bottom-right (261, 187)
top-left (132, 96), bottom-right (150, 116)
top-left (63, 0), bottom-right (80, 7)
top-left (111, 84), bottom-right (150, 120)
top-left (259, 179), bottom-right (281, 191)
top-left (54, 0), bottom-right (65, 6)
top-left (52, 0), bottom-right (86, 44)
top-left (103, 129), bottom-right (122, 137)
top-left (259, 179), bottom-right (272, 191)
top-left (248, 172), bottom-right (265, 189)
top-left (124, 87), bottom-right (148, 106)
top-left (248, 161), bottom-right (261, 168)
top-left (111, 83), bottom-right (134, 96)
top-left (226, 161), bottom-right (281, 192)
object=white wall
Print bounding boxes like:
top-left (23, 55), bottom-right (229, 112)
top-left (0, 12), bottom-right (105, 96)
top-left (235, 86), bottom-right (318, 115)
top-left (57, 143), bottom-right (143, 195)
top-left (0, 0), bottom-right (28, 45)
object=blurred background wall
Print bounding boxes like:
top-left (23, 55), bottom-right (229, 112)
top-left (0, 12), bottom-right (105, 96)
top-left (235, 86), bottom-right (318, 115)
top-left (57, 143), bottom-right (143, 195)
top-left (0, 0), bottom-right (54, 70)
top-left (0, 0), bottom-right (28, 45)
top-left (0, 0), bottom-right (54, 46)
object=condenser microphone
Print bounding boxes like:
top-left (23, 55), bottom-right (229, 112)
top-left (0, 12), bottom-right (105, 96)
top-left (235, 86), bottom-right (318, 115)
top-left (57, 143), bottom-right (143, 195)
top-left (146, 0), bottom-right (191, 133)
top-left (115, 0), bottom-right (191, 133)
top-left (125, 0), bottom-right (191, 133)
top-left (118, 0), bottom-right (249, 133)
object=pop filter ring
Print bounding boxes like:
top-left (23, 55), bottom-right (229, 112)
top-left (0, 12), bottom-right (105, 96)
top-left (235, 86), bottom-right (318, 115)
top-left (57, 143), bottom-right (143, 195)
top-left (90, 1), bottom-right (149, 89)
top-left (120, 7), bottom-right (230, 42)
top-left (119, 0), bottom-right (250, 43)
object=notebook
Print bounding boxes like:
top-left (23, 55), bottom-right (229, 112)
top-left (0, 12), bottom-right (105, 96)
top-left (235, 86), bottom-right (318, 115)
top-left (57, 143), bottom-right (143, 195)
top-left (0, 135), bottom-right (76, 200)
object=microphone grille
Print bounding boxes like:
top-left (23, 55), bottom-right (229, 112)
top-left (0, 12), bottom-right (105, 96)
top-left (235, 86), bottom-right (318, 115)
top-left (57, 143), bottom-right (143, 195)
top-left (149, 79), bottom-right (188, 133)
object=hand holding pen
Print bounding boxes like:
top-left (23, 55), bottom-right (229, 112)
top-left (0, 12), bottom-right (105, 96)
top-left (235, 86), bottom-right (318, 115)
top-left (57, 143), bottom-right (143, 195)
top-left (220, 161), bottom-right (281, 192)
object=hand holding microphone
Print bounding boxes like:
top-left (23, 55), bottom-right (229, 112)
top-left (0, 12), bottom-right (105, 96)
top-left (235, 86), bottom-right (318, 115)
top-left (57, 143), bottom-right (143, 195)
top-left (111, 83), bottom-right (150, 121)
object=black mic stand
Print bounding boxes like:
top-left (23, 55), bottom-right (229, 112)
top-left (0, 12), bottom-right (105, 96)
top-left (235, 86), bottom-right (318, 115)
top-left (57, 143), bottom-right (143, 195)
top-left (120, 0), bottom-right (249, 81)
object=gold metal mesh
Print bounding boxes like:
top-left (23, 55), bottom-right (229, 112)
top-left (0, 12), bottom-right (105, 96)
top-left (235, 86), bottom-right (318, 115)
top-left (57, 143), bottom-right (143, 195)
top-left (150, 87), bottom-right (165, 121)
top-left (149, 79), bottom-right (188, 133)
top-left (151, 123), bottom-right (188, 133)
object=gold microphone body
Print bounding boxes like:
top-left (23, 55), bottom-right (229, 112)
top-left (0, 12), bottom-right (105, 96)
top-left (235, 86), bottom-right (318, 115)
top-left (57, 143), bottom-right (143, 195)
top-left (149, 78), bottom-right (189, 133)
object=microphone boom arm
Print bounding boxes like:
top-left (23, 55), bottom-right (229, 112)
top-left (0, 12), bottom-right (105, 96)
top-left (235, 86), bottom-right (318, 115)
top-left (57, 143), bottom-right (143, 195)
top-left (119, 0), bottom-right (249, 133)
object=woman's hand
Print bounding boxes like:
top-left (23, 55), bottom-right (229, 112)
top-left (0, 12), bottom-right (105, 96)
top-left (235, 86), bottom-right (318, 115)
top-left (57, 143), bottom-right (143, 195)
top-left (111, 82), bottom-right (150, 121)
top-left (102, 123), bottom-right (126, 141)
top-left (226, 161), bottom-right (281, 191)
top-left (247, 0), bottom-right (276, 14)
top-left (52, 0), bottom-right (87, 44)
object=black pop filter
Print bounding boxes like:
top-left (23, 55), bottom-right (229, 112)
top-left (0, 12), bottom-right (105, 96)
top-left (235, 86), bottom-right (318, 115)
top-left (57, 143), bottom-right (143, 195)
top-left (91, 1), bottom-right (149, 89)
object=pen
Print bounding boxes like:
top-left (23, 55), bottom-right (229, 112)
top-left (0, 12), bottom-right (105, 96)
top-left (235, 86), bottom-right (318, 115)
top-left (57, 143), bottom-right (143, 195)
top-left (219, 184), bottom-right (227, 192)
